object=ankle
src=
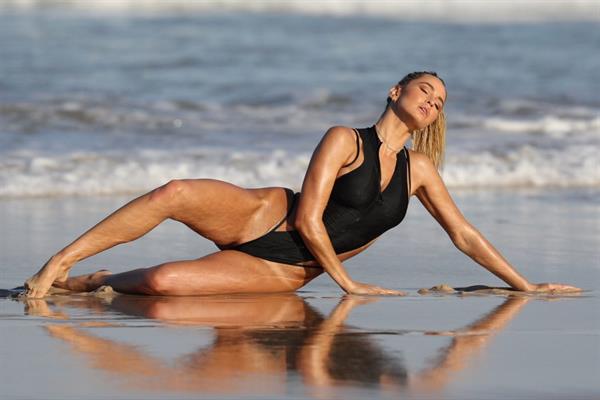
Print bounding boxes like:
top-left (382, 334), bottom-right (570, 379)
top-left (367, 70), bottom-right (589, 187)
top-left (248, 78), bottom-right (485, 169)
top-left (51, 250), bottom-right (77, 268)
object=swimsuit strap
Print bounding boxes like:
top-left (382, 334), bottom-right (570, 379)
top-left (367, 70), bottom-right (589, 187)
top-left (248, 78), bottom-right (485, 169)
top-left (341, 129), bottom-right (361, 168)
top-left (268, 188), bottom-right (297, 232)
top-left (404, 147), bottom-right (411, 197)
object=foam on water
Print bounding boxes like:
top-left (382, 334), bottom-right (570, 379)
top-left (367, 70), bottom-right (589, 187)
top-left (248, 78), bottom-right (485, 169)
top-left (445, 144), bottom-right (599, 188)
top-left (0, 146), bottom-right (311, 197)
top-left (1, 137), bottom-right (597, 198)
top-left (1, 91), bottom-right (598, 197)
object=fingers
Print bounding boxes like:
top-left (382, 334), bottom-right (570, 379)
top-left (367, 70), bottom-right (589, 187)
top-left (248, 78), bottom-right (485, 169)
top-left (532, 283), bottom-right (583, 293)
top-left (545, 283), bottom-right (582, 293)
top-left (382, 289), bottom-right (407, 296)
top-left (350, 285), bottom-right (407, 296)
top-left (551, 284), bottom-right (582, 293)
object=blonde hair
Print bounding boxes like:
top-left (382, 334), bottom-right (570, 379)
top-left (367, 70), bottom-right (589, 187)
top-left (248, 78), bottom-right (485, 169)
top-left (389, 71), bottom-right (447, 170)
top-left (411, 110), bottom-right (446, 170)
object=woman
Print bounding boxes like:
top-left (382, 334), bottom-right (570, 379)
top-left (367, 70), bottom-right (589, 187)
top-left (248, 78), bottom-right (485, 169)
top-left (23, 71), bottom-right (580, 298)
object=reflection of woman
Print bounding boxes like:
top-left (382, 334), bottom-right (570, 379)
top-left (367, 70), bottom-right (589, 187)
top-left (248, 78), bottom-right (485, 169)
top-left (409, 296), bottom-right (530, 393)
top-left (248, 298), bottom-right (408, 388)
top-left (24, 71), bottom-right (579, 298)
top-left (34, 293), bottom-right (530, 395)
top-left (39, 294), bottom-right (408, 392)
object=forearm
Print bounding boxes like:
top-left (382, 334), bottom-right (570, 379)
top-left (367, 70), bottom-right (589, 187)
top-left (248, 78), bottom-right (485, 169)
top-left (296, 220), bottom-right (355, 292)
top-left (454, 227), bottom-right (533, 291)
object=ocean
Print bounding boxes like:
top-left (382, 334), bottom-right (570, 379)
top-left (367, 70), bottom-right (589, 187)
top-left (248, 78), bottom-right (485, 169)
top-left (1, 2), bottom-right (599, 399)
top-left (0, 0), bottom-right (598, 197)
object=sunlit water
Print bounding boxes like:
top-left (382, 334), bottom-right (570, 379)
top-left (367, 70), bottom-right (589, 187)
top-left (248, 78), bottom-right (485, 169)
top-left (0, 189), bottom-right (598, 399)
top-left (1, 2), bottom-right (599, 398)
top-left (0, 4), bottom-right (599, 197)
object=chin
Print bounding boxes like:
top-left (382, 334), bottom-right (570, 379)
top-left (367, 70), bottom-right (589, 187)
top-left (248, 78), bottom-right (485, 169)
top-left (397, 106), bottom-right (427, 130)
top-left (407, 112), bottom-right (427, 131)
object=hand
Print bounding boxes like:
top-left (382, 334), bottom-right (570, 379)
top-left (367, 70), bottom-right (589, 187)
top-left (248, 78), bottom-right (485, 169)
top-left (345, 281), bottom-right (406, 296)
top-left (528, 282), bottom-right (582, 293)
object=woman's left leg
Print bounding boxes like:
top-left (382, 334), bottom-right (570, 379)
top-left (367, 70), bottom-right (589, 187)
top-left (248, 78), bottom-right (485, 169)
top-left (24, 179), bottom-right (290, 298)
top-left (60, 250), bottom-right (323, 296)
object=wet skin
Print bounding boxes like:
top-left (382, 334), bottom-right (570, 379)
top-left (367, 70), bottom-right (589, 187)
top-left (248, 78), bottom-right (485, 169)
top-left (24, 75), bottom-right (581, 298)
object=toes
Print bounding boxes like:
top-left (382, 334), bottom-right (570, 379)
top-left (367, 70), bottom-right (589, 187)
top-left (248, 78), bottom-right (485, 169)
top-left (23, 286), bottom-right (48, 299)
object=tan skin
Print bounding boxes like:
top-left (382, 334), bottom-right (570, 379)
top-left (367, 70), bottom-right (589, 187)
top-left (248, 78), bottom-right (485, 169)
top-left (23, 74), bottom-right (581, 298)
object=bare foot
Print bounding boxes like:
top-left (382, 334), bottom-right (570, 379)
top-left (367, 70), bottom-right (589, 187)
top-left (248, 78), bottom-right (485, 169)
top-left (52, 270), bottom-right (113, 293)
top-left (24, 255), bottom-right (73, 298)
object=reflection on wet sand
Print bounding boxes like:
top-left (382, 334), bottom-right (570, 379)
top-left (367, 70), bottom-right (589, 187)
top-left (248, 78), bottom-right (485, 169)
top-left (412, 296), bottom-right (530, 393)
top-left (23, 293), bottom-right (531, 396)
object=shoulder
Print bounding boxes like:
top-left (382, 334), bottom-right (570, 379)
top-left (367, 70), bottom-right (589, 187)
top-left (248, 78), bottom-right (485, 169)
top-left (407, 149), bottom-right (441, 190)
top-left (306, 126), bottom-right (361, 172)
top-left (407, 150), bottom-right (434, 170)
top-left (321, 125), bottom-right (358, 145)
top-left (314, 125), bottom-right (360, 159)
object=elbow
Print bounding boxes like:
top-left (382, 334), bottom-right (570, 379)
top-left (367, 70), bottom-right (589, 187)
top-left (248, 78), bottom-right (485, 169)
top-left (449, 224), bottom-right (477, 252)
top-left (294, 213), bottom-right (323, 241)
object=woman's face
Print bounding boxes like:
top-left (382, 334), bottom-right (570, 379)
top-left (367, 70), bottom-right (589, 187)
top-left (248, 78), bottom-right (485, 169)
top-left (389, 75), bottom-right (446, 131)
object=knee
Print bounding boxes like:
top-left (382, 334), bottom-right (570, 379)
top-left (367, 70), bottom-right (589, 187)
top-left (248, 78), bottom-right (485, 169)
top-left (147, 179), bottom-right (189, 208)
top-left (143, 266), bottom-right (175, 295)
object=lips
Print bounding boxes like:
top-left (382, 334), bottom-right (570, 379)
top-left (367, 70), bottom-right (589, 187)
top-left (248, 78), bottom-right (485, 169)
top-left (418, 105), bottom-right (429, 118)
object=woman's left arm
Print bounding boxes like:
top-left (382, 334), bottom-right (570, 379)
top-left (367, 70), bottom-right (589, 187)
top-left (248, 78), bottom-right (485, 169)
top-left (411, 152), bottom-right (580, 293)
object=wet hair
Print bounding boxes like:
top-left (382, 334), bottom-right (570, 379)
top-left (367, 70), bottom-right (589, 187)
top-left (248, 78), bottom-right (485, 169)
top-left (399, 70), bottom-right (445, 87)
top-left (387, 71), bottom-right (447, 170)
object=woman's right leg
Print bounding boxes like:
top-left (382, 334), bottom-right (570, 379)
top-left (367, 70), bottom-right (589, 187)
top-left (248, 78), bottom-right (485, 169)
top-left (58, 250), bottom-right (323, 296)
top-left (24, 179), bottom-right (290, 298)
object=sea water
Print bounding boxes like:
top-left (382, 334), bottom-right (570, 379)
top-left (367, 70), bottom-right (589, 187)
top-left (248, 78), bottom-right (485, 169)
top-left (0, 2), bottom-right (599, 399)
top-left (0, 1), bottom-right (599, 197)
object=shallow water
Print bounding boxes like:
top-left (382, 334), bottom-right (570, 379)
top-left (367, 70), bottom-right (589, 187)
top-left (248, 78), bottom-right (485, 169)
top-left (0, 189), bottom-right (598, 399)
top-left (1, 2), bottom-right (599, 398)
top-left (1, 290), bottom-right (598, 399)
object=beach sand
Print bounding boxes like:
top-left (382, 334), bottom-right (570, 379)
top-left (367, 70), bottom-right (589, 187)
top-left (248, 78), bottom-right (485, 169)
top-left (1, 189), bottom-right (599, 399)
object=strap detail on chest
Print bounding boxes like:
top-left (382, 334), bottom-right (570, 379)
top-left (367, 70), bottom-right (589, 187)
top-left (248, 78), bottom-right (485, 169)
top-left (342, 129), bottom-right (361, 168)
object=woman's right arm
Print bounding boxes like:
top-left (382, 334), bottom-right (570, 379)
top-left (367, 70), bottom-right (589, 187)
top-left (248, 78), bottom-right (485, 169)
top-left (295, 126), bottom-right (404, 295)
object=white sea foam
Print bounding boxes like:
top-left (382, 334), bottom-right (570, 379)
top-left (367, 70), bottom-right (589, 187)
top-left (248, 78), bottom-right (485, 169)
top-left (0, 148), bottom-right (311, 198)
top-left (1, 140), bottom-right (598, 198)
top-left (443, 144), bottom-right (599, 188)
top-left (2, 94), bottom-right (598, 198)
top-left (451, 115), bottom-right (600, 139)
top-left (2, 0), bottom-right (599, 23)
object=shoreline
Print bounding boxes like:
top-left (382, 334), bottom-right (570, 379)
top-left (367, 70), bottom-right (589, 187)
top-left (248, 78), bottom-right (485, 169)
top-left (1, 187), bottom-right (597, 291)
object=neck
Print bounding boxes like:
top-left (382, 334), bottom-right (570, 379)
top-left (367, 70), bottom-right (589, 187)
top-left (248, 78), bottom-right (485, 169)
top-left (374, 106), bottom-right (412, 154)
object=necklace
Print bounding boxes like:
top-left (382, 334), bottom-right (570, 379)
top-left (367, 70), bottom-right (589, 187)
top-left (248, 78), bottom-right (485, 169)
top-left (374, 125), bottom-right (403, 153)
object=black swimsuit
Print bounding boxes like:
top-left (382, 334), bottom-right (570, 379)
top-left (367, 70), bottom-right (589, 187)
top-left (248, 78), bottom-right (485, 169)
top-left (222, 126), bottom-right (411, 266)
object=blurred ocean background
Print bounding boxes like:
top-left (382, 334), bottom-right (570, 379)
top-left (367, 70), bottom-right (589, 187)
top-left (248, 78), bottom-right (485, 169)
top-left (0, 0), bottom-right (599, 197)
top-left (1, 4), bottom-right (599, 399)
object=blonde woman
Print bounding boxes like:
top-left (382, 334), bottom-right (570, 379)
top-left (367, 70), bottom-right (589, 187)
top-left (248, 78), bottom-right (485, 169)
top-left (23, 72), bottom-right (580, 298)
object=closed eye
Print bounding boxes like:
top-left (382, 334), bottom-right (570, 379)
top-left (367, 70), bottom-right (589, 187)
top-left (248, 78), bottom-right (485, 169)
top-left (420, 82), bottom-right (445, 110)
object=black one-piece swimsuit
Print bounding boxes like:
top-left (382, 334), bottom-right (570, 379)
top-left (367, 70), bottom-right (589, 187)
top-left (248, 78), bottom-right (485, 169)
top-left (220, 126), bottom-right (411, 266)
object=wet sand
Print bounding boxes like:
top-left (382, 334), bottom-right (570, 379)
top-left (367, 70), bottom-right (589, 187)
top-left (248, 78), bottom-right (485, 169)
top-left (1, 189), bottom-right (599, 399)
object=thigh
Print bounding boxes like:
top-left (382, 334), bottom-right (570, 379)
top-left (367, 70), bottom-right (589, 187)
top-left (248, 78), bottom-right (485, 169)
top-left (167, 179), bottom-right (290, 246)
top-left (146, 250), bottom-right (323, 296)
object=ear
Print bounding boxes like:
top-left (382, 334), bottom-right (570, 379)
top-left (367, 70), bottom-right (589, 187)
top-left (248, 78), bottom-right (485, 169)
top-left (388, 84), bottom-right (402, 102)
